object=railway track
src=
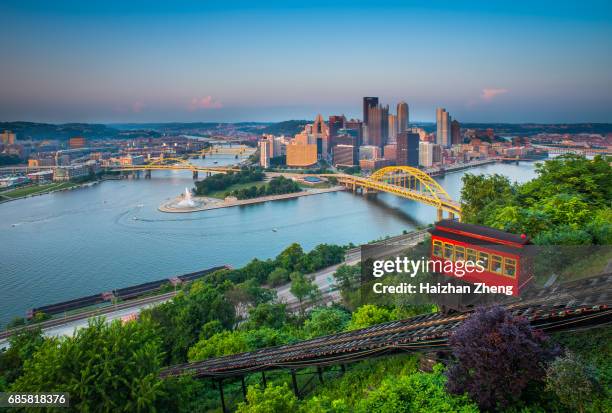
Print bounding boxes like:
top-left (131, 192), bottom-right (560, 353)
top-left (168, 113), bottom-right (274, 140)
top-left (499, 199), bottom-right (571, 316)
top-left (161, 273), bottom-right (611, 379)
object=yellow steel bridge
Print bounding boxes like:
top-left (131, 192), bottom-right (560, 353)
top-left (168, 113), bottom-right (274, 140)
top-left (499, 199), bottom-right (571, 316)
top-left (332, 166), bottom-right (461, 220)
top-left (113, 157), bottom-right (239, 176)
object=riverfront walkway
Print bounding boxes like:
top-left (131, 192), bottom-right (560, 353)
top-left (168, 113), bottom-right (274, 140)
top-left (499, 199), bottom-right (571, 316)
top-left (158, 186), bottom-right (346, 213)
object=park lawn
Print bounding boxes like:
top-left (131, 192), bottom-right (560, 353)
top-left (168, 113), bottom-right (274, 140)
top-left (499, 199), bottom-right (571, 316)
top-left (206, 180), bottom-right (267, 199)
top-left (0, 182), bottom-right (76, 199)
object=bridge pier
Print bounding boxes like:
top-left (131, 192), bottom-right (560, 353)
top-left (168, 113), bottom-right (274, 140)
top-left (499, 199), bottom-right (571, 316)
top-left (145, 170), bottom-right (151, 179)
top-left (437, 209), bottom-right (443, 221)
top-left (192, 170), bottom-right (198, 179)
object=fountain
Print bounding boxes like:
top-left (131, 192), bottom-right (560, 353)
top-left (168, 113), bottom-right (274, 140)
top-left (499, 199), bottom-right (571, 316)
top-left (176, 187), bottom-right (197, 208)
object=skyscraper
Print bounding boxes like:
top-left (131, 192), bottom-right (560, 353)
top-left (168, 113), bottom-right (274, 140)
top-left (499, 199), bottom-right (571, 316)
top-left (367, 104), bottom-right (389, 148)
top-left (436, 108), bottom-right (451, 148)
top-left (312, 114), bottom-right (330, 156)
top-left (397, 102), bottom-right (409, 133)
top-left (363, 97), bottom-right (378, 125)
top-left (328, 115), bottom-right (345, 151)
top-left (451, 119), bottom-right (462, 145)
top-left (396, 131), bottom-right (420, 167)
top-left (388, 114), bottom-right (398, 144)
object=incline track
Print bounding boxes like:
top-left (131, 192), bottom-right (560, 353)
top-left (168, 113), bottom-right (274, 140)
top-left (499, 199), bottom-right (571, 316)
top-left (161, 273), bottom-right (611, 379)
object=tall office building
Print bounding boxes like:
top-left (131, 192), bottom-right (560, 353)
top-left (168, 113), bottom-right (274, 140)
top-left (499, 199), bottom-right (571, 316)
top-left (397, 102), bottom-right (409, 133)
top-left (363, 97), bottom-right (379, 126)
top-left (436, 108), bottom-right (451, 148)
top-left (388, 114), bottom-right (398, 144)
top-left (396, 131), bottom-right (420, 167)
top-left (259, 139), bottom-right (271, 168)
top-left (312, 114), bottom-right (330, 156)
top-left (367, 104), bottom-right (389, 147)
top-left (328, 115), bottom-right (345, 151)
top-left (419, 141), bottom-right (441, 167)
top-left (451, 119), bottom-right (462, 145)
top-left (344, 119), bottom-right (363, 146)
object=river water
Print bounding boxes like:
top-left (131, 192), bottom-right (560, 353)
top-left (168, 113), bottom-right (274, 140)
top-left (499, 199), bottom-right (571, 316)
top-left (0, 157), bottom-right (537, 325)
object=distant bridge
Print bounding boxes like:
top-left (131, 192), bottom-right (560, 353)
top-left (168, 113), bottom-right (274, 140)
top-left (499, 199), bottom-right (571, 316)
top-left (332, 166), bottom-right (462, 220)
top-left (531, 144), bottom-right (611, 156)
top-left (113, 157), bottom-right (240, 178)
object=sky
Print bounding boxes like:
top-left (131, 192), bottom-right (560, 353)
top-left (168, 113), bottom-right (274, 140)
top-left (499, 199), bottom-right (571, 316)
top-left (1, 0), bottom-right (611, 123)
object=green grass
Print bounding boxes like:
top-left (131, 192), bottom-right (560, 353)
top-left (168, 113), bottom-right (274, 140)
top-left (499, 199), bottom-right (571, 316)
top-left (559, 248), bottom-right (612, 281)
top-left (206, 180), bottom-right (267, 199)
top-left (0, 182), bottom-right (76, 199)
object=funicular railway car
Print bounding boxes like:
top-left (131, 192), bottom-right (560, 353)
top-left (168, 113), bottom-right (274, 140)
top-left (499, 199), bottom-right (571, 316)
top-left (428, 220), bottom-right (533, 301)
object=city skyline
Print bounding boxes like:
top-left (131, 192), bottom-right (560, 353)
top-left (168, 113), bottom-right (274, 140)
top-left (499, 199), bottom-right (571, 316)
top-left (1, 1), bottom-right (611, 123)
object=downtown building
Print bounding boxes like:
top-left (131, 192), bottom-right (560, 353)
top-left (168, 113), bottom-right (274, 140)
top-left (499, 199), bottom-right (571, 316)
top-left (367, 104), bottom-right (389, 147)
top-left (436, 108), bottom-right (451, 148)
top-left (332, 144), bottom-right (358, 167)
top-left (397, 102), bottom-right (409, 134)
top-left (419, 141), bottom-right (442, 167)
top-left (388, 114), bottom-right (398, 144)
top-left (396, 131), bottom-right (420, 167)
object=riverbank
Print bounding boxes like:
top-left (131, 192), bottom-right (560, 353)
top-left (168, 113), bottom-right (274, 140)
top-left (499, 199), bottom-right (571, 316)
top-left (158, 186), bottom-right (346, 213)
top-left (0, 179), bottom-right (107, 204)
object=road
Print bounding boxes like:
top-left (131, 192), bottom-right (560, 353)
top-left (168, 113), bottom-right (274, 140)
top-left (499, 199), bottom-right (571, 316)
top-left (276, 230), bottom-right (429, 307)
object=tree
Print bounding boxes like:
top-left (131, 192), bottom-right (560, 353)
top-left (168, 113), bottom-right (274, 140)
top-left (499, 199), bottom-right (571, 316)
top-left (356, 364), bottom-right (478, 413)
top-left (460, 173), bottom-right (516, 224)
top-left (445, 306), bottom-right (560, 410)
top-left (545, 352), bottom-right (600, 413)
top-left (289, 272), bottom-right (320, 316)
top-left (267, 267), bottom-right (290, 286)
top-left (276, 243), bottom-right (305, 272)
top-left (303, 307), bottom-right (350, 338)
top-left (242, 303), bottom-right (289, 330)
top-left (0, 328), bottom-right (44, 388)
top-left (11, 317), bottom-right (164, 412)
top-left (348, 305), bottom-right (393, 330)
top-left (188, 330), bottom-right (249, 362)
top-left (236, 383), bottom-right (299, 413)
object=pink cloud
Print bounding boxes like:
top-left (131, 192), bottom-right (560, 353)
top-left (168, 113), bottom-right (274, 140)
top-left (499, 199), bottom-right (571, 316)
top-left (131, 101), bottom-right (145, 113)
top-left (188, 96), bottom-right (223, 111)
top-left (481, 88), bottom-right (508, 101)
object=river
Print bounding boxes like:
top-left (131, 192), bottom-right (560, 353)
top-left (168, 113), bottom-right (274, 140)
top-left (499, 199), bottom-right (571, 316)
top-left (0, 157), bottom-right (537, 325)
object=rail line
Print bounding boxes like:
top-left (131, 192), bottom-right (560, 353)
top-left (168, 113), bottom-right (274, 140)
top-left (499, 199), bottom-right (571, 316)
top-left (161, 273), bottom-right (611, 379)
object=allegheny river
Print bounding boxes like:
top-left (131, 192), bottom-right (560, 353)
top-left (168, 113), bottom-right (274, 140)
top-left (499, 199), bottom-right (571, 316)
top-left (0, 157), bottom-right (537, 325)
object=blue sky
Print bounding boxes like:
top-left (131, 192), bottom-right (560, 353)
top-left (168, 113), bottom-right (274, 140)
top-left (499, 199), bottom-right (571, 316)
top-left (1, 1), bottom-right (611, 123)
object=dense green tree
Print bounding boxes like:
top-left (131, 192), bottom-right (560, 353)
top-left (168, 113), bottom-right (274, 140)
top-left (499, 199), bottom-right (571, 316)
top-left (303, 307), bottom-right (350, 338)
top-left (290, 272), bottom-right (320, 316)
top-left (11, 318), bottom-right (164, 412)
top-left (241, 303), bottom-right (289, 330)
top-left (0, 328), bottom-right (44, 388)
top-left (460, 173), bottom-right (516, 224)
top-left (267, 267), bottom-right (290, 286)
top-left (276, 243), bottom-right (305, 272)
top-left (348, 305), bottom-right (393, 330)
top-left (236, 383), bottom-right (299, 413)
top-left (545, 352), bottom-right (601, 413)
top-left (188, 330), bottom-right (249, 362)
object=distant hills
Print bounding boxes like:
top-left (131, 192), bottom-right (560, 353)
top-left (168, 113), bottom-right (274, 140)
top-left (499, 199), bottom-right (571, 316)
top-left (0, 120), bottom-right (609, 141)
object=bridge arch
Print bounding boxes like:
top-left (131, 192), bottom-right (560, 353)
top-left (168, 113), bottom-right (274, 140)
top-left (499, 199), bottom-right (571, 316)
top-left (336, 166), bottom-right (461, 220)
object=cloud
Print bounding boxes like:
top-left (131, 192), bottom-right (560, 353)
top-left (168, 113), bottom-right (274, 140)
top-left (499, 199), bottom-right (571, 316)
top-left (131, 101), bottom-right (145, 113)
top-left (481, 88), bottom-right (508, 101)
top-left (188, 96), bottom-right (223, 110)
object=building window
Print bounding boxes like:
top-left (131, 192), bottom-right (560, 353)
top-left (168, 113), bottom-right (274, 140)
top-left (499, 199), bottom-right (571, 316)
top-left (467, 248), bottom-right (477, 262)
top-left (455, 246), bottom-right (465, 261)
top-left (491, 255), bottom-right (503, 274)
top-left (478, 252), bottom-right (489, 271)
top-left (433, 240), bottom-right (443, 257)
top-left (504, 258), bottom-right (517, 278)
top-left (444, 243), bottom-right (454, 260)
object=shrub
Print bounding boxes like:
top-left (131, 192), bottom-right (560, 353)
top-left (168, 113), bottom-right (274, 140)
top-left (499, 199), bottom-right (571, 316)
top-left (347, 305), bottom-right (393, 330)
top-left (303, 307), bottom-right (350, 338)
top-left (545, 352), bottom-right (600, 413)
top-left (446, 306), bottom-right (560, 411)
top-left (236, 383), bottom-right (299, 413)
top-left (357, 364), bottom-right (478, 413)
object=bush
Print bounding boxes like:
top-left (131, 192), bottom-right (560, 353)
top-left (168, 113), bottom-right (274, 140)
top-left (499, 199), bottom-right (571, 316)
top-left (348, 305), bottom-right (393, 330)
top-left (268, 267), bottom-right (290, 286)
top-left (303, 307), bottom-right (350, 338)
top-left (446, 306), bottom-right (560, 411)
top-left (357, 364), bottom-right (478, 413)
top-left (545, 352), bottom-right (600, 413)
top-left (236, 383), bottom-right (299, 413)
